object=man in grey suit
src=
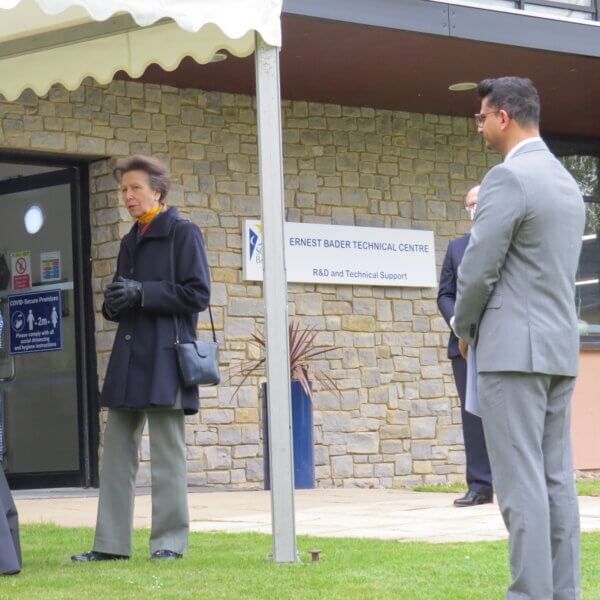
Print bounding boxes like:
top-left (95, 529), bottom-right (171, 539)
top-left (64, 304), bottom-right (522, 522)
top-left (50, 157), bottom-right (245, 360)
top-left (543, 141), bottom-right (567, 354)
top-left (454, 77), bottom-right (585, 599)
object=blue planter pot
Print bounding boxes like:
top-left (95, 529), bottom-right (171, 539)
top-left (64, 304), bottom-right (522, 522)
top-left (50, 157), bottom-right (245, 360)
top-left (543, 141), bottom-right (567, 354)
top-left (262, 380), bottom-right (315, 490)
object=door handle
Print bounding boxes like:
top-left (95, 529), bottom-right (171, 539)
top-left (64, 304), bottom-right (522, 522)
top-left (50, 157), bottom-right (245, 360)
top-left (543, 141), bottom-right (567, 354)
top-left (0, 356), bottom-right (15, 382)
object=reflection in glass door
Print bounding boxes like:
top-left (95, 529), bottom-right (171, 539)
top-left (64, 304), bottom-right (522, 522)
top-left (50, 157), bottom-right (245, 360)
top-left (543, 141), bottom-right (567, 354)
top-left (0, 167), bottom-right (92, 488)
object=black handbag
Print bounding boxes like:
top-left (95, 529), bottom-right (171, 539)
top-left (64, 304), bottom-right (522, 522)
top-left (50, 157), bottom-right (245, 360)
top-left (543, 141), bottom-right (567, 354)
top-left (170, 221), bottom-right (220, 388)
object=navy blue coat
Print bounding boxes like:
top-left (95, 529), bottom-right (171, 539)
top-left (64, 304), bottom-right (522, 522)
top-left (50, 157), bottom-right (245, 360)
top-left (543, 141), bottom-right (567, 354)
top-left (437, 234), bottom-right (469, 359)
top-left (100, 207), bottom-right (211, 415)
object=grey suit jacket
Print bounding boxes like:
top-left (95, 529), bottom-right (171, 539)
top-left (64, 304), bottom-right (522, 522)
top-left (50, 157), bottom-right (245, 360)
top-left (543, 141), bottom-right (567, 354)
top-left (454, 140), bottom-right (585, 376)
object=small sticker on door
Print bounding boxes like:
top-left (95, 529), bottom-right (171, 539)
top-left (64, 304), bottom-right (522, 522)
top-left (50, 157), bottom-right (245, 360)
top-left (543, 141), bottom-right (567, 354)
top-left (10, 251), bottom-right (31, 290)
top-left (40, 250), bottom-right (61, 283)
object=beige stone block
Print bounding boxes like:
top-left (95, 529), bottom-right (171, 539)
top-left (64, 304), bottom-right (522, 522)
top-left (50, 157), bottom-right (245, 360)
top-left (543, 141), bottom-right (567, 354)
top-left (347, 432), bottom-right (379, 454)
top-left (341, 315), bottom-right (374, 332)
top-left (218, 427), bottom-right (242, 445)
top-left (394, 454), bottom-right (413, 475)
top-left (354, 463), bottom-right (374, 477)
top-left (228, 298), bottom-right (264, 317)
top-left (419, 380), bottom-right (444, 398)
top-left (315, 465), bottom-right (332, 480)
top-left (295, 293), bottom-right (323, 315)
top-left (331, 455), bottom-right (353, 477)
top-left (380, 424), bottom-right (410, 440)
top-left (381, 440), bottom-right (403, 454)
top-left (235, 408), bottom-right (258, 423)
top-left (30, 132), bottom-right (65, 150)
top-left (212, 269), bottom-right (238, 283)
top-left (202, 409), bottom-right (234, 425)
top-left (410, 417), bottom-right (437, 439)
top-left (413, 461), bottom-right (433, 474)
top-left (438, 426), bottom-right (464, 445)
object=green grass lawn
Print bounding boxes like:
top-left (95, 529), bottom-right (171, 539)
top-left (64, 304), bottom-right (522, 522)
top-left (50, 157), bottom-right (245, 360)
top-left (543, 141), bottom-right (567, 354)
top-left (1, 525), bottom-right (599, 599)
top-left (412, 479), bottom-right (600, 496)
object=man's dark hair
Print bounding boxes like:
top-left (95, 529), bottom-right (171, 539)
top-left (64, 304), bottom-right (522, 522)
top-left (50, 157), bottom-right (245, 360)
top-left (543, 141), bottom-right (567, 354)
top-left (478, 77), bottom-right (540, 128)
top-left (114, 155), bottom-right (171, 203)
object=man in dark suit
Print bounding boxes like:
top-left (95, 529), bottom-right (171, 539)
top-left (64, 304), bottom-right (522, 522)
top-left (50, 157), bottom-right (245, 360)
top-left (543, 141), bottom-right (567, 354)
top-left (437, 186), bottom-right (493, 507)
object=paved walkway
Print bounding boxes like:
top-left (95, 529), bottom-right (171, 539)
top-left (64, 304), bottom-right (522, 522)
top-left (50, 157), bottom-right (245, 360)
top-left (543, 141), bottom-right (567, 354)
top-left (13, 488), bottom-right (600, 543)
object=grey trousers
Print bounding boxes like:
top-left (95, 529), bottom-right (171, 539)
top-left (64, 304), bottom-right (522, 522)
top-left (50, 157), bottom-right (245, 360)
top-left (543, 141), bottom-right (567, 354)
top-left (93, 407), bottom-right (189, 557)
top-left (478, 372), bottom-right (580, 600)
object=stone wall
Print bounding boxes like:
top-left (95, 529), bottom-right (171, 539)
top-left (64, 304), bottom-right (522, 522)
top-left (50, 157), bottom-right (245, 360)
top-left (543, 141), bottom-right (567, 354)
top-left (0, 79), bottom-right (500, 488)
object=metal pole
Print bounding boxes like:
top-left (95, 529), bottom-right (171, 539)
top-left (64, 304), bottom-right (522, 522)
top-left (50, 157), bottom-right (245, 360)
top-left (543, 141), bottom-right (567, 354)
top-left (254, 32), bottom-right (298, 564)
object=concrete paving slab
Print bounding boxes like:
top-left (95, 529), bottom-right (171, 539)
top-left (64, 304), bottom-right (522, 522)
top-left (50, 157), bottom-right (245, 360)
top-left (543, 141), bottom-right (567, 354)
top-left (14, 488), bottom-right (600, 544)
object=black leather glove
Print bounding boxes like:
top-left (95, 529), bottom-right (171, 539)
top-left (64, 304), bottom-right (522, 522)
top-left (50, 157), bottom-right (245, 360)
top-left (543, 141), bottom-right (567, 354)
top-left (104, 276), bottom-right (142, 314)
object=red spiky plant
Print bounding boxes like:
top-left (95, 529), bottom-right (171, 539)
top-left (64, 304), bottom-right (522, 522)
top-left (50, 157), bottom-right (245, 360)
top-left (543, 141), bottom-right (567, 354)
top-left (226, 321), bottom-right (341, 401)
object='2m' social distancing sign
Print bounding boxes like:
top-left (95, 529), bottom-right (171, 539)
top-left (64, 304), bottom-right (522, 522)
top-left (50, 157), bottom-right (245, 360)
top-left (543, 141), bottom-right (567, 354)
top-left (242, 220), bottom-right (437, 287)
top-left (8, 290), bottom-right (62, 355)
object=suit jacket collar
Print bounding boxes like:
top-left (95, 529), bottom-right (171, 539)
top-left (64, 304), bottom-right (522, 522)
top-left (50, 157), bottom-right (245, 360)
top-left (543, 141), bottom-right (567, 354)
top-left (505, 138), bottom-right (548, 161)
top-left (123, 206), bottom-right (180, 255)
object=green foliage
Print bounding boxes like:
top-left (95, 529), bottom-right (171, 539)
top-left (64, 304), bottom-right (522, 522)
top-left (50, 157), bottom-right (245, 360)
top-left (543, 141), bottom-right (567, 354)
top-left (560, 155), bottom-right (600, 234)
top-left (2, 525), bottom-right (600, 599)
top-left (577, 479), bottom-right (600, 497)
top-left (411, 480), bottom-right (600, 496)
top-left (411, 483), bottom-right (468, 494)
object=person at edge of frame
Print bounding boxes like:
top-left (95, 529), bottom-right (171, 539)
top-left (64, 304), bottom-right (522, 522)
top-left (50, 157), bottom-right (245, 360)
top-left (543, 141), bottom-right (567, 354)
top-left (437, 184), bottom-right (493, 508)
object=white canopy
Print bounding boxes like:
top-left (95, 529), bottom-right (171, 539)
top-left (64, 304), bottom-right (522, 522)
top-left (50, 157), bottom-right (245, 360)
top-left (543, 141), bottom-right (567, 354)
top-left (0, 0), bottom-right (297, 565)
top-left (0, 0), bottom-right (282, 101)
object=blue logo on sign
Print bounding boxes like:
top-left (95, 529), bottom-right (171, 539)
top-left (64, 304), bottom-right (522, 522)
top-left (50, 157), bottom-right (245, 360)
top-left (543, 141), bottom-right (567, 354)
top-left (249, 228), bottom-right (259, 260)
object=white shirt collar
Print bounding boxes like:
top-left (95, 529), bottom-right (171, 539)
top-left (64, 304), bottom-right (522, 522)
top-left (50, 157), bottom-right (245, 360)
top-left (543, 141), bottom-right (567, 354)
top-left (504, 136), bottom-right (543, 162)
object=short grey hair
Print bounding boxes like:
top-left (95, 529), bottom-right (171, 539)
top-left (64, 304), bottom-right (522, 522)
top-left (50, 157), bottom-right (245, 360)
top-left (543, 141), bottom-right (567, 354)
top-left (114, 155), bottom-right (171, 203)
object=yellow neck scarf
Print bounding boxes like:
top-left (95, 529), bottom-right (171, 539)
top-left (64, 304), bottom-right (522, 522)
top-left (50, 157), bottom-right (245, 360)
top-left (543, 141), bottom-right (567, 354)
top-left (138, 203), bottom-right (163, 225)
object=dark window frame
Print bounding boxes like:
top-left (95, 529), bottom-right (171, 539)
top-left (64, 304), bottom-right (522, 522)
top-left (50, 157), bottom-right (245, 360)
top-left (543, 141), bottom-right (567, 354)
top-left (547, 136), bottom-right (600, 348)
top-left (0, 150), bottom-right (100, 489)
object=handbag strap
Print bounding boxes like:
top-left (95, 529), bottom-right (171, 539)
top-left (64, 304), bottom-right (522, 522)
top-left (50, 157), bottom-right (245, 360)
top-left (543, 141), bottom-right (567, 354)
top-left (170, 220), bottom-right (216, 344)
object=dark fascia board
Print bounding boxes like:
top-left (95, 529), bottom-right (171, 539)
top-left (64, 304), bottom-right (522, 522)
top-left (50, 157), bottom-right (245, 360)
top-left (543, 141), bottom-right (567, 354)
top-left (283, 0), bottom-right (600, 58)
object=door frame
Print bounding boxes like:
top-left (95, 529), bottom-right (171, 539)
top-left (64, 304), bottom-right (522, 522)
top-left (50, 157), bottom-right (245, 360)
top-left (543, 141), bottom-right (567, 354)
top-left (0, 151), bottom-right (99, 489)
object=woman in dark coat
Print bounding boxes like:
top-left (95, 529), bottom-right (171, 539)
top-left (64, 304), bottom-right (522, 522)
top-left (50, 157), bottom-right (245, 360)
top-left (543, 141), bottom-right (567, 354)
top-left (72, 155), bottom-right (210, 562)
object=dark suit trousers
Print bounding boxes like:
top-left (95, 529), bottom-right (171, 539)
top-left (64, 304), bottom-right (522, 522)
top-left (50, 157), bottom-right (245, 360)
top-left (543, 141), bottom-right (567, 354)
top-left (451, 357), bottom-right (493, 494)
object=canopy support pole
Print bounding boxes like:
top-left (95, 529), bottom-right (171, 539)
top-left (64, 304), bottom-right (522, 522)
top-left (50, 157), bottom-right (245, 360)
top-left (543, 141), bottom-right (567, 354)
top-left (254, 33), bottom-right (298, 564)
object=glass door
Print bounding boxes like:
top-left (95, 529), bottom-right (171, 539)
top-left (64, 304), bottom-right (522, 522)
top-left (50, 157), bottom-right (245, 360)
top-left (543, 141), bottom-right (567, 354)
top-left (0, 167), bottom-right (92, 488)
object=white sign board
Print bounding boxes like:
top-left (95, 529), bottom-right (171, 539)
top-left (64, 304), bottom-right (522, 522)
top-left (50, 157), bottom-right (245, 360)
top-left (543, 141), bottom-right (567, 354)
top-left (243, 220), bottom-right (436, 287)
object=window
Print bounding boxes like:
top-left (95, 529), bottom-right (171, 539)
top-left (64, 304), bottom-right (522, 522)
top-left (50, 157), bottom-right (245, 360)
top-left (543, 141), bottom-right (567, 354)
top-left (557, 152), bottom-right (600, 341)
top-left (524, 2), bottom-right (593, 21)
top-left (448, 0), bottom-right (598, 21)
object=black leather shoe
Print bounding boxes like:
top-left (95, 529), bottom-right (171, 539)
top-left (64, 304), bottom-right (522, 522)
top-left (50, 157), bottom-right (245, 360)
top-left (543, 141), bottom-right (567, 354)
top-left (71, 550), bottom-right (129, 562)
top-left (151, 549), bottom-right (182, 560)
top-left (453, 490), bottom-right (493, 507)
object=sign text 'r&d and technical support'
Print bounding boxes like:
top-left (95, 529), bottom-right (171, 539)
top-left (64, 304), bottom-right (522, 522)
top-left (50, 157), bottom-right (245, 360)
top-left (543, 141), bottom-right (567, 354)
top-left (243, 220), bottom-right (436, 287)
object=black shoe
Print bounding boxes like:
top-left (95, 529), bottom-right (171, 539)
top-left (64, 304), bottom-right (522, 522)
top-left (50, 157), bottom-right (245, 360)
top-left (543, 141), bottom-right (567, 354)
top-left (71, 550), bottom-right (129, 562)
top-left (151, 549), bottom-right (182, 560)
top-left (453, 490), bottom-right (493, 507)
